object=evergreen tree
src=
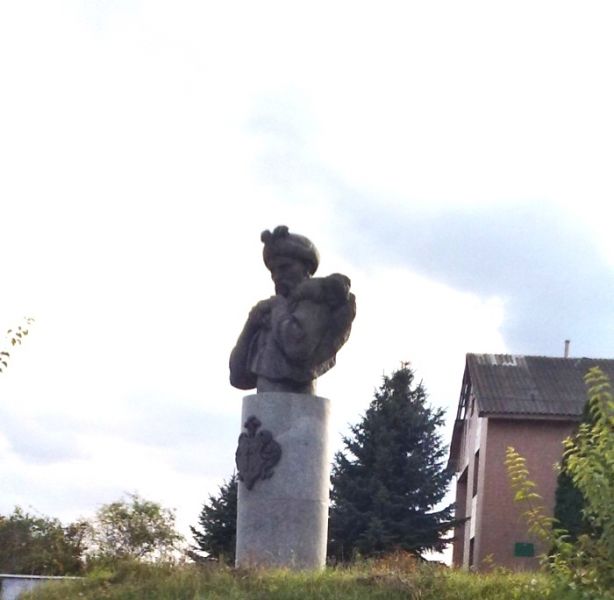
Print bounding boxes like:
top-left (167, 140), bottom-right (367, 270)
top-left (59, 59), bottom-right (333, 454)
top-left (553, 469), bottom-right (588, 541)
top-left (328, 364), bottom-right (455, 561)
top-left (553, 399), bottom-right (593, 541)
top-left (190, 474), bottom-right (237, 563)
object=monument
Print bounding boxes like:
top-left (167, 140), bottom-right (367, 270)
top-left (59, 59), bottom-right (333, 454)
top-left (230, 225), bottom-right (356, 569)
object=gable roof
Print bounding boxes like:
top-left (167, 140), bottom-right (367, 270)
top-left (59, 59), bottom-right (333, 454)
top-left (448, 353), bottom-right (614, 471)
top-left (467, 353), bottom-right (614, 417)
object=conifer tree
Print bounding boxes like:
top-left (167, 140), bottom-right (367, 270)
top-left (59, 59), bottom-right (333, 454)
top-left (553, 399), bottom-right (593, 541)
top-left (190, 474), bottom-right (237, 563)
top-left (328, 364), bottom-right (455, 561)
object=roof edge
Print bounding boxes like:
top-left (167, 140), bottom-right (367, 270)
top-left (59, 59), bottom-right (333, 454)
top-left (478, 411), bottom-right (582, 421)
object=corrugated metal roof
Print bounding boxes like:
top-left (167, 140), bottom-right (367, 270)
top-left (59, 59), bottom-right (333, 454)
top-left (467, 353), bottom-right (614, 417)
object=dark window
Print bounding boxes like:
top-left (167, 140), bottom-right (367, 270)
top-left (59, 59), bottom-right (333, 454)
top-left (469, 538), bottom-right (475, 567)
top-left (472, 450), bottom-right (480, 497)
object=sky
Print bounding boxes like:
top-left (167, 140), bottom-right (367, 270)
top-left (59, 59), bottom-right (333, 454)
top-left (1, 0), bottom-right (613, 559)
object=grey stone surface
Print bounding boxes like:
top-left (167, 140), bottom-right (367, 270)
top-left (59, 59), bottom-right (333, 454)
top-left (235, 392), bottom-right (331, 570)
top-left (0, 575), bottom-right (81, 600)
top-left (229, 225), bottom-right (356, 394)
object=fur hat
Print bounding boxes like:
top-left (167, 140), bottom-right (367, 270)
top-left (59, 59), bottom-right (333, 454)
top-left (261, 225), bottom-right (319, 275)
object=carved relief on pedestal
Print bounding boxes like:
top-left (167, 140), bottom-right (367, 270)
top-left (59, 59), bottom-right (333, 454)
top-left (235, 415), bottom-right (282, 490)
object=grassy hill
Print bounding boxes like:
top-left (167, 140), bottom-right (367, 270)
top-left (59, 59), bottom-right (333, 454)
top-left (21, 556), bottom-right (581, 600)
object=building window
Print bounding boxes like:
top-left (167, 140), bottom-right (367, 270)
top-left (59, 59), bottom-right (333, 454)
top-left (469, 538), bottom-right (475, 568)
top-left (472, 450), bottom-right (480, 497)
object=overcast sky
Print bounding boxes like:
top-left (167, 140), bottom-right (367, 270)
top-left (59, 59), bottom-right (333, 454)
top-left (1, 1), bottom-right (613, 557)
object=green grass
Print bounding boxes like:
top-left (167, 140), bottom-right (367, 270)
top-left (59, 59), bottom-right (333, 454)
top-left (21, 558), bottom-right (582, 600)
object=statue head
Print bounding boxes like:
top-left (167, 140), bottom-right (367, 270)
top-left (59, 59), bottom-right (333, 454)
top-left (261, 226), bottom-right (319, 296)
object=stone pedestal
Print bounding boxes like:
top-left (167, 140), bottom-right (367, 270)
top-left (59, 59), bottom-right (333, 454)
top-left (235, 392), bottom-right (331, 570)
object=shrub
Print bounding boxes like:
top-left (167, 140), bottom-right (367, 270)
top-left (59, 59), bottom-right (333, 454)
top-left (505, 367), bottom-right (614, 599)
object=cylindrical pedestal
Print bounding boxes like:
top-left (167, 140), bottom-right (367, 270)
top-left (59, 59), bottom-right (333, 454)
top-left (235, 392), bottom-right (330, 570)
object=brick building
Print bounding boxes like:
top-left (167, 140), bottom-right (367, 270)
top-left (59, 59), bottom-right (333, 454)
top-left (448, 353), bottom-right (614, 570)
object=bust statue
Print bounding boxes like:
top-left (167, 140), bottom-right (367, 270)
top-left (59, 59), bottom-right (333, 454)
top-left (229, 225), bottom-right (356, 395)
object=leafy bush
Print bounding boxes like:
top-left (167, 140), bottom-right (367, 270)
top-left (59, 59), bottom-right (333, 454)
top-left (0, 316), bottom-right (34, 373)
top-left (87, 492), bottom-right (183, 563)
top-left (0, 507), bottom-right (86, 575)
top-left (506, 366), bottom-right (614, 599)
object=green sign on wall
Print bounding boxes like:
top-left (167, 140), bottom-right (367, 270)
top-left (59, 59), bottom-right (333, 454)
top-left (514, 542), bottom-right (535, 557)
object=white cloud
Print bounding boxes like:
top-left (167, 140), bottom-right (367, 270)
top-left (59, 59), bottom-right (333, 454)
top-left (1, 1), bottom-right (612, 557)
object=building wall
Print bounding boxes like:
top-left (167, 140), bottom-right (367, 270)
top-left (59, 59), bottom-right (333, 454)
top-left (452, 468), bottom-right (467, 567)
top-left (478, 418), bottom-right (576, 570)
top-left (452, 392), bottom-right (485, 569)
